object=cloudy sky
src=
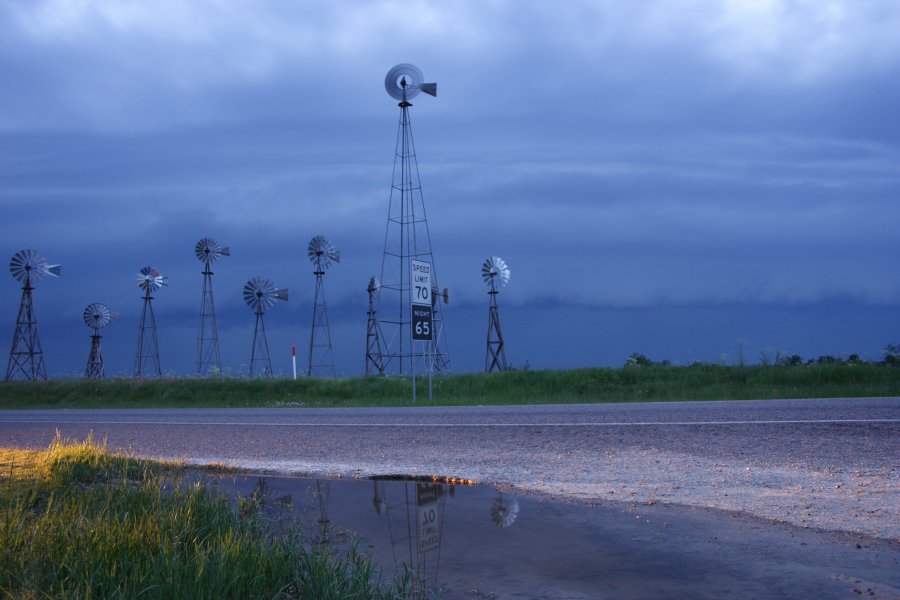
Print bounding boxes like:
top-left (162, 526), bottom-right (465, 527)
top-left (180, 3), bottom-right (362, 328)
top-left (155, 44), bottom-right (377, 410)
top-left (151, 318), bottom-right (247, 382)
top-left (1, 0), bottom-right (899, 377)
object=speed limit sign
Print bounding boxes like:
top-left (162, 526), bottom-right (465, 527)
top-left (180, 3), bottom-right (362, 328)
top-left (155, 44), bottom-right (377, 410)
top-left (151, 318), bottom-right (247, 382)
top-left (411, 305), bottom-right (433, 341)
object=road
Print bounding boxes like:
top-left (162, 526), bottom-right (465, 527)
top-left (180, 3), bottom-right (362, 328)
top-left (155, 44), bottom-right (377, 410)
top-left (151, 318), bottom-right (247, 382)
top-left (1, 397), bottom-right (898, 538)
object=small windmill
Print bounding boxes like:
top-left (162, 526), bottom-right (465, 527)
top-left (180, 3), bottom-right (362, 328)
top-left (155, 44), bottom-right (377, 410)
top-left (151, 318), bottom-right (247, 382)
top-left (307, 236), bottom-right (339, 377)
top-left (5, 249), bottom-right (60, 381)
top-left (195, 237), bottom-right (230, 376)
top-left (134, 266), bottom-right (168, 378)
top-left (482, 256), bottom-right (510, 373)
top-left (244, 276), bottom-right (288, 377)
top-left (365, 276), bottom-right (385, 376)
top-left (83, 303), bottom-right (117, 379)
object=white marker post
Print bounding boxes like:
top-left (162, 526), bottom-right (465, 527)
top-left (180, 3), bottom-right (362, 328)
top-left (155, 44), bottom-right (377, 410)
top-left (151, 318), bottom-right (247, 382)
top-left (410, 259), bottom-right (434, 403)
top-left (291, 345), bottom-right (297, 380)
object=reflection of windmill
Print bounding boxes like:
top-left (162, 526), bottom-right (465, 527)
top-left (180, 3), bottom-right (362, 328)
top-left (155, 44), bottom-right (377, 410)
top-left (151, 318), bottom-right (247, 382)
top-left (244, 276), bottom-right (288, 377)
top-left (195, 237), bottom-right (229, 376)
top-left (365, 277), bottom-right (385, 376)
top-left (377, 64), bottom-right (450, 376)
top-left (374, 481), bottom-right (447, 596)
top-left (83, 303), bottom-right (117, 379)
top-left (482, 256), bottom-right (510, 373)
top-left (307, 236), bottom-right (339, 377)
top-left (134, 267), bottom-right (168, 378)
top-left (5, 250), bottom-right (60, 381)
top-left (490, 491), bottom-right (520, 528)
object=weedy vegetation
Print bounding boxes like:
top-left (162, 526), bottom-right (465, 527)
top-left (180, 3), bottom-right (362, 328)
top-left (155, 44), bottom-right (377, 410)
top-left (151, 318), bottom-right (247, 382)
top-left (0, 360), bottom-right (898, 409)
top-left (0, 435), bottom-right (414, 599)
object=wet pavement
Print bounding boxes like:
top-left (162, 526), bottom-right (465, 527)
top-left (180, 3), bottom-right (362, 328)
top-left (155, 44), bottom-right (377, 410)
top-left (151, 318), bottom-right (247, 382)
top-left (211, 474), bottom-right (900, 600)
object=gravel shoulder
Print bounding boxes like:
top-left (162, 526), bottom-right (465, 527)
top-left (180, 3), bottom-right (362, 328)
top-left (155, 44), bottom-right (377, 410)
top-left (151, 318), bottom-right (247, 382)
top-left (2, 398), bottom-right (898, 540)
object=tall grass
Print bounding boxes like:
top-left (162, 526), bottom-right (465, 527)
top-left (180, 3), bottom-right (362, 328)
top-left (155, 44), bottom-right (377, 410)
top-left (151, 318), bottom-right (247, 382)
top-left (0, 435), bottom-right (412, 599)
top-left (0, 363), bottom-right (898, 409)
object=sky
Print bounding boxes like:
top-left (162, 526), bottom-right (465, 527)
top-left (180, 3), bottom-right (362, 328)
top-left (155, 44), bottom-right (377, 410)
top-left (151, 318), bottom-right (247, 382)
top-left (1, 0), bottom-right (899, 378)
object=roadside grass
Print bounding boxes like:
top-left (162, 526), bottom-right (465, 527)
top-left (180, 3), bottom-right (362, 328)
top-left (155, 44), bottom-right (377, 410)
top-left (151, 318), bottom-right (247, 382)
top-left (0, 364), bottom-right (898, 409)
top-left (0, 435), bottom-right (412, 599)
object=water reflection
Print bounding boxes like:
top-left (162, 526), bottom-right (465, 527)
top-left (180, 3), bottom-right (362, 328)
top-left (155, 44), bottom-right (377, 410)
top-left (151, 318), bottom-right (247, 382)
top-left (212, 475), bottom-right (518, 598)
top-left (490, 491), bottom-right (520, 528)
top-left (372, 481), bottom-right (449, 595)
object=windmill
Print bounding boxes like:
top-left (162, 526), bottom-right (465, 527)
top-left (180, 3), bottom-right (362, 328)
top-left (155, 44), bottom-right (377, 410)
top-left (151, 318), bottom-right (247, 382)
top-left (244, 276), bottom-right (288, 377)
top-left (376, 63), bottom-right (450, 376)
top-left (482, 256), bottom-right (510, 372)
top-left (195, 237), bottom-right (229, 376)
top-left (134, 266), bottom-right (168, 378)
top-left (307, 235), bottom-right (339, 377)
top-left (5, 249), bottom-right (60, 381)
top-left (83, 303), bottom-right (117, 379)
top-left (365, 276), bottom-right (385, 376)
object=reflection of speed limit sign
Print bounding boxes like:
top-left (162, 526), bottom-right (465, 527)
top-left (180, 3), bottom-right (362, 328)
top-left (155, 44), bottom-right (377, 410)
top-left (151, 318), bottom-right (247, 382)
top-left (412, 306), bottom-right (433, 341)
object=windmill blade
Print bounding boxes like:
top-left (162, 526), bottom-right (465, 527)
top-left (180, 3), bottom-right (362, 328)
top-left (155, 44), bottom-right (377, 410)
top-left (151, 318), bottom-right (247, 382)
top-left (243, 277), bottom-right (286, 313)
top-left (308, 235), bottom-right (340, 269)
top-left (9, 249), bottom-right (60, 283)
top-left (83, 303), bottom-right (113, 329)
top-left (481, 256), bottom-right (511, 289)
top-left (195, 238), bottom-right (230, 263)
top-left (137, 266), bottom-right (168, 292)
top-left (385, 63), bottom-right (436, 101)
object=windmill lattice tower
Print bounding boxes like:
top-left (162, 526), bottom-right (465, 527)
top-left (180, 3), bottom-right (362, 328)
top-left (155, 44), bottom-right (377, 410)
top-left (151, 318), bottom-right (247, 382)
top-left (5, 250), bottom-right (60, 381)
top-left (84, 303), bottom-right (116, 379)
top-left (195, 238), bottom-right (230, 376)
top-left (307, 236), bottom-right (339, 377)
top-left (134, 266), bottom-right (168, 378)
top-left (376, 63), bottom-right (450, 376)
top-left (244, 276), bottom-right (288, 377)
top-left (365, 276), bottom-right (385, 376)
top-left (483, 256), bottom-right (510, 373)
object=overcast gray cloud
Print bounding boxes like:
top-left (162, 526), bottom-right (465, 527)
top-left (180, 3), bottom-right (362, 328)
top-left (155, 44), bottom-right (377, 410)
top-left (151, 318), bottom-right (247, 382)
top-left (1, 0), bottom-right (898, 376)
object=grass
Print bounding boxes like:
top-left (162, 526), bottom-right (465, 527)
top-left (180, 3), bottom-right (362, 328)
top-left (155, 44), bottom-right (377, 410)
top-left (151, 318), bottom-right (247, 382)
top-left (0, 435), bottom-right (413, 599)
top-left (0, 364), bottom-right (898, 409)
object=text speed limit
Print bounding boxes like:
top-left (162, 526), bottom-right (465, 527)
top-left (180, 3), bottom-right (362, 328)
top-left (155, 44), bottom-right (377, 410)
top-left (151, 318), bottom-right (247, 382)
top-left (412, 305), bottom-right (433, 341)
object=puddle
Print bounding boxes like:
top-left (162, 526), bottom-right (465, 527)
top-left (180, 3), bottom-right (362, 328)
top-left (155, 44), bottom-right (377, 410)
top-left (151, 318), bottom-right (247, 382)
top-left (206, 474), bottom-right (900, 600)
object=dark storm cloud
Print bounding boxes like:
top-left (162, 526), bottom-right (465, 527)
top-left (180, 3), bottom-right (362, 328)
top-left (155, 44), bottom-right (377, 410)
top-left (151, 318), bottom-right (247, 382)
top-left (1, 1), bottom-right (899, 375)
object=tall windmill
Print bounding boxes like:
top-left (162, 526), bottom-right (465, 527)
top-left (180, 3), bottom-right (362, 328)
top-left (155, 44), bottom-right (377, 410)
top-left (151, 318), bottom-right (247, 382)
top-left (244, 276), bottom-right (288, 377)
top-left (307, 235), bottom-right (339, 377)
top-left (134, 266), bottom-right (168, 378)
top-left (5, 249), bottom-right (60, 381)
top-left (376, 63), bottom-right (450, 375)
top-left (83, 303), bottom-right (116, 379)
top-left (482, 256), bottom-right (510, 373)
top-left (195, 237), bottom-right (230, 376)
top-left (365, 276), bottom-right (385, 376)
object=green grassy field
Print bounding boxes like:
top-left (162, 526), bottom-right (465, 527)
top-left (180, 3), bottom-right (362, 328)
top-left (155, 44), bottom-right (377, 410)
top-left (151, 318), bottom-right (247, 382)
top-left (0, 436), bottom-right (413, 598)
top-left (1, 363), bottom-right (898, 409)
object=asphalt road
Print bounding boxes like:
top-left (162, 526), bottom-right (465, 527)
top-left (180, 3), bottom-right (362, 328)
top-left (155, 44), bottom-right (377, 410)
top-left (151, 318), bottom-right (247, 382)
top-left (2, 397), bottom-right (898, 538)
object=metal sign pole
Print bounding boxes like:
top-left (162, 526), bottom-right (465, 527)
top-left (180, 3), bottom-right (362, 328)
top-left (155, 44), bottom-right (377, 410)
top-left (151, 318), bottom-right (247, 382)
top-left (428, 345), bottom-right (433, 402)
top-left (412, 345), bottom-right (417, 404)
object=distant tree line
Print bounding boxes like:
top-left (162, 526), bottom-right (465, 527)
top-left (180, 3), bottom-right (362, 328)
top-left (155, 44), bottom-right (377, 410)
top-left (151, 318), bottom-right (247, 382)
top-left (625, 344), bottom-right (900, 368)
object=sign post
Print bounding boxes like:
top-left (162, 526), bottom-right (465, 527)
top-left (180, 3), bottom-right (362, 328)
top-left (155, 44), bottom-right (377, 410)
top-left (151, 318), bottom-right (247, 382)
top-left (410, 260), bottom-right (434, 403)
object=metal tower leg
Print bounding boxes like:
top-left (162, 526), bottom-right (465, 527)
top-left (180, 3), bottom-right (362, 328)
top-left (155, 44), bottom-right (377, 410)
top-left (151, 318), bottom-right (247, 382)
top-left (249, 309), bottom-right (272, 377)
top-left (5, 280), bottom-right (47, 381)
top-left (308, 268), bottom-right (336, 377)
top-left (485, 291), bottom-right (507, 373)
top-left (197, 265), bottom-right (222, 376)
top-left (134, 292), bottom-right (161, 378)
top-left (85, 333), bottom-right (104, 379)
top-left (376, 97), bottom-right (450, 375)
